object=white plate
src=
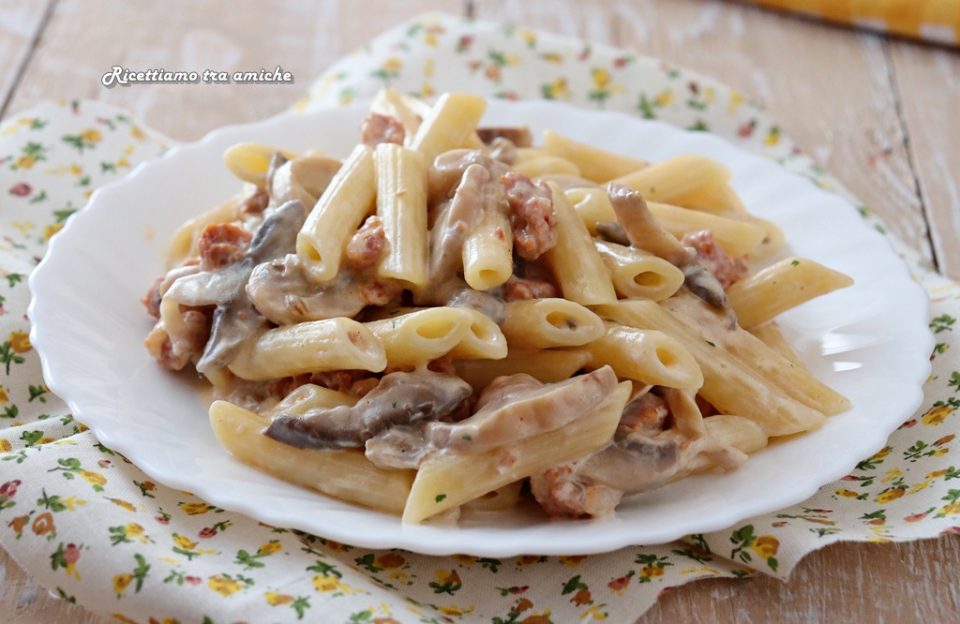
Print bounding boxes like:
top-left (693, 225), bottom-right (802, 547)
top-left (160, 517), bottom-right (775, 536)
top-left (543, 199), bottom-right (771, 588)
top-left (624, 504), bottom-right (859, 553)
top-left (29, 100), bottom-right (932, 556)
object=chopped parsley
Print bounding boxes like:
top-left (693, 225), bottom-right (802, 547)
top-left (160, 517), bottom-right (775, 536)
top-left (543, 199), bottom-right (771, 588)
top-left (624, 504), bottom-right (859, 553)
top-left (461, 434), bottom-right (472, 441)
top-left (705, 340), bottom-right (716, 347)
top-left (435, 494), bottom-right (447, 503)
top-left (790, 259), bottom-right (800, 267)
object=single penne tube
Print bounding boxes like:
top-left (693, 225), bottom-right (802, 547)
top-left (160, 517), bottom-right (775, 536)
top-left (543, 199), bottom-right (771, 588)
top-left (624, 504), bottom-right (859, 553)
top-left (750, 322), bottom-right (803, 367)
top-left (228, 318), bottom-right (386, 380)
top-left (566, 186), bottom-right (615, 235)
top-left (500, 298), bottom-right (605, 349)
top-left (209, 401), bottom-right (413, 515)
top-left (296, 144), bottom-right (376, 282)
top-left (513, 147), bottom-right (549, 163)
top-left (223, 143), bottom-right (300, 186)
top-left (166, 193), bottom-right (242, 268)
top-left (512, 156), bottom-right (581, 179)
top-left (544, 182), bottom-right (617, 305)
top-left (410, 93), bottom-right (487, 163)
top-left (594, 300), bottom-right (826, 436)
top-left (365, 307), bottom-right (472, 367)
top-left (585, 323), bottom-right (704, 390)
top-left (750, 216), bottom-right (786, 260)
top-left (594, 240), bottom-right (685, 301)
top-left (664, 292), bottom-right (850, 415)
top-left (264, 384), bottom-right (358, 418)
top-left (454, 348), bottom-right (591, 392)
top-left (402, 381), bottom-right (630, 523)
top-left (727, 257), bottom-right (854, 328)
top-left (611, 155), bottom-right (731, 203)
top-left (671, 182), bottom-right (747, 215)
top-left (447, 308), bottom-right (508, 361)
top-left (543, 129), bottom-right (648, 182)
top-left (375, 143), bottom-right (429, 287)
top-left (462, 207), bottom-right (513, 290)
top-left (647, 201), bottom-right (766, 257)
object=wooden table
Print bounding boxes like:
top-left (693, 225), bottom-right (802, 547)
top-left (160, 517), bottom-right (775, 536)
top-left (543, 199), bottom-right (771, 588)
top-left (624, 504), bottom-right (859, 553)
top-left (1, 0), bottom-right (958, 621)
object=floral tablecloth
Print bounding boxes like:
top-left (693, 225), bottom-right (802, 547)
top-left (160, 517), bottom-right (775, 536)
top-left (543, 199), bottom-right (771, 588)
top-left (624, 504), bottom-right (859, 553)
top-left (0, 13), bottom-right (958, 624)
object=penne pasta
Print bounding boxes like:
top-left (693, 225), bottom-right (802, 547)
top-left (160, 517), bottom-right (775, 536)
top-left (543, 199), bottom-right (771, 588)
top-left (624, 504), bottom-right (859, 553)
top-left (264, 384), bottom-right (357, 418)
top-left (513, 147), bottom-right (549, 163)
top-left (228, 318), bottom-right (386, 380)
top-left (461, 480), bottom-right (524, 513)
top-left (410, 93), bottom-right (487, 163)
top-left (664, 292), bottom-right (850, 416)
top-left (750, 322), bottom-right (803, 367)
top-left (594, 240), bottom-right (685, 301)
top-left (611, 155), bottom-right (730, 203)
top-left (297, 144), bottom-right (376, 282)
top-left (500, 298), bottom-right (605, 349)
top-left (595, 300), bottom-right (826, 436)
top-left (675, 415), bottom-right (769, 478)
top-left (402, 380), bottom-right (630, 523)
top-left (209, 401), bottom-right (413, 514)
top-left (462, 204), bottom-right (513, 290)
top-left (727, 256), bottom-right (854, 328)
top-left (512, 156), bottom-right (581, 179)
top-left (375, 143), bottom-right (429, 287)
top-left (223, 143), bottom-right (300, 186)
top-left (543, 130), bottom-right (648, 182)
top-left (671, 182), bottom-right (746, 215)
top-left (447, 308), bottom-right (509, 361)
top-left (566, 186), bottom-right (615, 235)
top-left (454, 348), bottom-right (591, 392)
top-left (544, 182), bottom-right (617, 305)
top-left (585, 323), bottom-right (704, 390)
top-left (647, 201), bottom-right (766, 257)
top-left (365, 307), bottom-right (472, 367)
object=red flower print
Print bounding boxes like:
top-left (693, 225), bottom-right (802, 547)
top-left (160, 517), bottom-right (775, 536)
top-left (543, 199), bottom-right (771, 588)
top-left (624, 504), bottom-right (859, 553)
top-left (841, 475), bottom-right (859, 481)
top-left (772, 521), bottom-right (788, 527)
top-left (688, 81), bottom-right (700, 94)
top-left (456, 35), bottom-right (473, 53)
top-left (905, 511), bottom-right (931, 523)
top-left (577, 46), bottom-right (591, 61)
top-left (155, 514), bottom-right (170, 525)
top-left (63, 543), bottom-right (81, 565)
top-left (572, 589), bottom-right (592, 605)
top-left (737, 120), bottom-right (756, 139)
top-left (0, 480), bottom-right (21, 497)
top-left (608, 575), bottom-right (631, 592)
top-left (97, 459), bottom-right (112, 468)
top-left (900, 419), bottom-right (917, 429)
top-left (198, 527), bottom-right (217, 539)
top-left (613, 56), bottom-right (630, 69)
top-left (8, 183), bottom-right (30, 197)
top-left (185, 575), bottom-right (202, 585)
top-left (515, 598), bottom-right (533, 612)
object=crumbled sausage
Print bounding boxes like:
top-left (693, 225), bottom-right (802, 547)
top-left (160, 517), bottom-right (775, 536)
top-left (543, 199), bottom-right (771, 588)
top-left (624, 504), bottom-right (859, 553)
top-left (503, 172), bottom-right (557, 261)
top-left (502, 275), bottom-right (558, 301)
top-left (618, 391), bottom-right (670, 435)
top-left (345, 216), bottom-right (386, 269)
top-left (360, 113), bottom-right (405, 147)
top-left (239, 186), bottom-right (270, 217)
top-left (682, 230), bottom-right (748, 289)
top-left (197, 223), bottom-right (252, 270)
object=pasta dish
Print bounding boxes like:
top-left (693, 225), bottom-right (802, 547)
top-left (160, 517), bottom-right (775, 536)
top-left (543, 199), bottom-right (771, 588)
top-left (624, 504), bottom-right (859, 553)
top-left (142, 91), bottom-right (853, 523)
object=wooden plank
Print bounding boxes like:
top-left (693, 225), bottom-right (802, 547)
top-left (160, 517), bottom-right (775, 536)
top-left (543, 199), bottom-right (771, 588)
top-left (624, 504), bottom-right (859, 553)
top-left (0, 0), bottom-right (54, 118)
top-left (4, 0), bottom-right (460, 140)
top-left (0, 549), bottom-right (106, 624)
top-left (639, 536), bottom-right (960, 623)
top-left (890, 42), bottom-right (960, 280)
top-left (609, 0), bottom-right (934, 265)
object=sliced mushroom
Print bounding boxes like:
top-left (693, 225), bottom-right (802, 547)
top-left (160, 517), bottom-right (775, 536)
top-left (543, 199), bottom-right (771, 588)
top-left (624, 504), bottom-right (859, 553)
top-left (264, 370), bottom-right (472, 449)
top-left (476, 126), bottom-right (533, 147)
top-left (427, 366), bottom-right (618, 452)
top-left (246, 254), bottom-right (369, 325)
